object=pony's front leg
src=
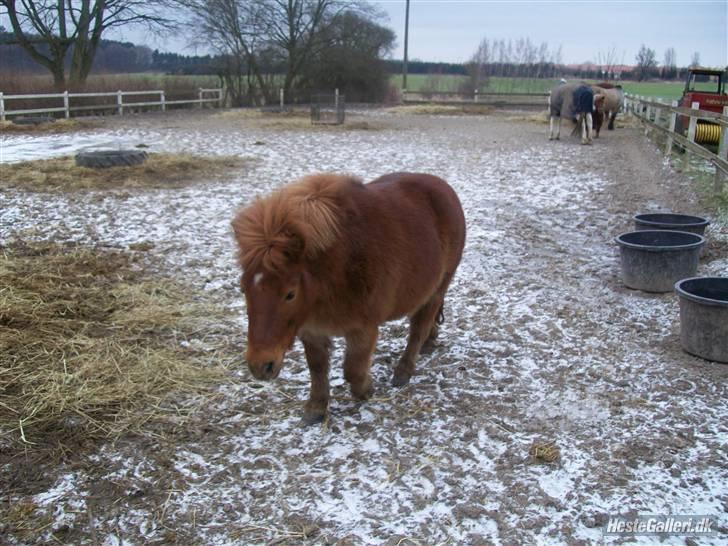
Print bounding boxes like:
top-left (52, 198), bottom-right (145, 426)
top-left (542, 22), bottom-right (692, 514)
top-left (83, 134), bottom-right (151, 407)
top-left (300, 333), bottom-right (331, 424)
top-left (343, 327), bottom-right (378, 401)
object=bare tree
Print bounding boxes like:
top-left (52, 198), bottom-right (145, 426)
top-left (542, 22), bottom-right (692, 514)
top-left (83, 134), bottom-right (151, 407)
top-left (634, 44), bottom-right (658, 81)
top-left (0, 1), bottom-right (174, 88)
top-left (467, 37), bottom-right (490, 90)
top-left (690, 51), bottom-right (701, 68)
top-left (662, 47), bottom-right (677, 79)
top-left (182, 0), bottom-right (369, 104)
top-left (596, 45), bottom-right (619, 79)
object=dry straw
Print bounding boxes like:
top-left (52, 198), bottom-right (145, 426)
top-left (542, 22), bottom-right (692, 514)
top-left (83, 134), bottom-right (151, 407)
top-left (0, 153), bottom-right (249, 192)
top-left (0, 240), bottom-right (232, 453)
top-left (529, 441), bottom-right (560, 464)
top-left (0, 119), bottom-right (99, 134)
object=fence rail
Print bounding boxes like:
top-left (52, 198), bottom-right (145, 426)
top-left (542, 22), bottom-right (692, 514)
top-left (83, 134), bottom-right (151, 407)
top-left (403, 89), bottom-right (548, 107)
top-left (625, 94), bottom-right (728, 193)
top-left (0, 88), bottom-right (223, 121)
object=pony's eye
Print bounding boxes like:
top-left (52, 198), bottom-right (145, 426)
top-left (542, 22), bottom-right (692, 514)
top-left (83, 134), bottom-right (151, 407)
top-left (285, 291), bottom-right (296, 301)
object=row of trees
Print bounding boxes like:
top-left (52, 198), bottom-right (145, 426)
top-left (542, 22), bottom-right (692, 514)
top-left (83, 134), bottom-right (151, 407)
top-left (179, 0), bottom-right (394, 104)
top-left (0, 0), bottom-right (395, 103)
top-left (466, 37), bottom-right (564, 88)
top-left (634, 45), bottom-right (703, 81)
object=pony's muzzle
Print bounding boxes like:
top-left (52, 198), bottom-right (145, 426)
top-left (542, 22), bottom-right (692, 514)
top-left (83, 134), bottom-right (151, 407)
top-left (246, 348), bottom-right (283, 380)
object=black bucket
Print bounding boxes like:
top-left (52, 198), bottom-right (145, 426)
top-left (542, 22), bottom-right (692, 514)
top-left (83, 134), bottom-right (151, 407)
top-left (675, 277), bottom-right (728, 363)
top-left (634, 213), bottom-right (710, 235)
top-left (615, 230), bottom-right (705, 293)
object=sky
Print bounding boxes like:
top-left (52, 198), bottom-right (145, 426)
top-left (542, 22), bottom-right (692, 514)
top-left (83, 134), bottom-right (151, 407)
top-left (371, 0), bottom-right (727, 67)
top-left (82, 0), bottom-right (728, 68)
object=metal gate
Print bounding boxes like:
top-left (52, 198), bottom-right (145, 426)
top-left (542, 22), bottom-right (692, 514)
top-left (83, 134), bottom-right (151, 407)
top-left (311, 92), bottom-right (345, 125)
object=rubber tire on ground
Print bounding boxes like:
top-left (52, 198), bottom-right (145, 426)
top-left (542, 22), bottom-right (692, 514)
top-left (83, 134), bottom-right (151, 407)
top-left (12, 115), bottom-right (54, 125)
top-left (75, 150), bottom-right (148, 169)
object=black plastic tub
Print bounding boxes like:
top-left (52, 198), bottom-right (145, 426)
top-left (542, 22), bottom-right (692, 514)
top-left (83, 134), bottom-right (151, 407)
top-left (634, 213), bottom-right (710, 235)
top-left (615, 230), bottom-right (705, 293)
top-left (675, 277), bottom-right (728, 363)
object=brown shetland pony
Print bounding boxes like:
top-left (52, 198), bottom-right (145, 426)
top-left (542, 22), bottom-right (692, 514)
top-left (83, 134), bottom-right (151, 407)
top-left (232, 172), bottom-right (466, 424)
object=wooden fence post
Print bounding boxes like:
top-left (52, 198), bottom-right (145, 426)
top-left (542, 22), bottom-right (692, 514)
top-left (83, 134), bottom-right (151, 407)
top-left (161, 90), bottom-right (166, 112)
top-left (117, 90), bottom-right (123, 115)
top-left (716, 106), bottom-right (728, 194)
top-left (665, 100), bottom-right (678, 157)
top-left (63, 91), bottom-right (70, 119)
top-left (335, 88), bottom-right (339, 110)
top-left (0, 92), bottom-right (4, 122)
top-left (218, 88), bottom-right (223, 108)
top-left (198, 88), bottom-right (203, 108)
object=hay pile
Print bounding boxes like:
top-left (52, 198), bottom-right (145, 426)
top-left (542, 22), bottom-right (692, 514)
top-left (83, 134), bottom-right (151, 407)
top-left (1, 153), bottom-right (249, 192)
top-left (216, 108), bottom-right (387, 131)
top-left (387, 104), bottom-right (493, 116)
top-left (0, 240), bottom-right (230, 452)
top-left (0, 119), bottom-right (98, 134)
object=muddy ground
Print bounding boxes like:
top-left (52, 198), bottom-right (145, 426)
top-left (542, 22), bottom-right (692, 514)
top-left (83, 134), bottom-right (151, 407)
top-left (1, 107), bottom-right (727, 545)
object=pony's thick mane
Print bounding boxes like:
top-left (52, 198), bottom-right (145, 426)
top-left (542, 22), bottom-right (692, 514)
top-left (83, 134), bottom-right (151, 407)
top-left (232, 174), bottom-right (357, 271)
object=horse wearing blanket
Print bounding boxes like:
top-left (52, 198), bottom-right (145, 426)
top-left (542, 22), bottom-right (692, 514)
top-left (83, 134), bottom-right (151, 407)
top-left (549, 82), bottom-right (602, 145)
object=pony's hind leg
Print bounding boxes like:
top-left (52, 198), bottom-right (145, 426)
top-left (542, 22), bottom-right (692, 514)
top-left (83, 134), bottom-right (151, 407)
top-left (393, 292), bottom-right (446, 387)
top-left (343, 326), bottom-right (378, 401)
top-left (300, 333), bottom-right (332, 424)
top-left (420, 303), bottom-right (444, 354)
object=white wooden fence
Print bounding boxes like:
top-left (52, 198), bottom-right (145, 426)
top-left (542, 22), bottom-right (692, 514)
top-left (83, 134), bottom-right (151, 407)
top-left (625, 94), bottom-right (728, 194)
top-left (402, 89), bottom-right (549, 107)
top-left (0, 88), bottom-right (223, 121)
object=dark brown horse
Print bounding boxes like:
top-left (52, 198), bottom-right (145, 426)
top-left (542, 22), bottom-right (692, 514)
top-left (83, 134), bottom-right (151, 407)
top-left (232, 172), bottom-right (466, 423)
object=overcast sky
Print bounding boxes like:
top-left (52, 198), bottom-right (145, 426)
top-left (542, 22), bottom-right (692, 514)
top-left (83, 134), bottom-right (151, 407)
top-left (104, 0), bottom-right (728, 68)
top-left (373, 0), bottom-right (727, 67)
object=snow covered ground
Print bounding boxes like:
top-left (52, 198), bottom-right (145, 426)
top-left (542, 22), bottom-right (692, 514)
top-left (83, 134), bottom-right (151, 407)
top-left (1, 109), bottom-right (726, 545)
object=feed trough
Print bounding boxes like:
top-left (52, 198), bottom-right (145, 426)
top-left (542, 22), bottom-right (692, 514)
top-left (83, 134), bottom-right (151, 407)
top-left (633, 213), bottom-right (710, 236)
top-left (615, 230), bottom-right (705, 293)
top-left (675, 277), bottom-right (728, 363)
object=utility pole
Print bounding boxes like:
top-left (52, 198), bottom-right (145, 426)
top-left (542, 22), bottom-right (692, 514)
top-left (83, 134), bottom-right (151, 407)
top-left (402, 0), bottom-right (410, 93)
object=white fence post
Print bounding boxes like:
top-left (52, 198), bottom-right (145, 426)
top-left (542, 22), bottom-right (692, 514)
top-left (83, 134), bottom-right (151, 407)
top-left (687, 101), bottom-right (699, 143)
top-left (0, 92), bottom-right (5, 122)
top-left (161, 90), bottom-right (166, 112)
top-left (279, 88), bottom-right (284, 110)
top-left (474, 89), bottom-right (479, 103)
top-left (218, 88), bottom-right (223, 108)
top-left (117, 90), bottom-right (123, 115)
top-left (335, 88), bottom-right (339, 110)
top-left (198, 88), bottom-right (203, 108)
top-left (665, 100), bottom-right (678, 156)
top-left (63, 91), bottom-right (70, 119)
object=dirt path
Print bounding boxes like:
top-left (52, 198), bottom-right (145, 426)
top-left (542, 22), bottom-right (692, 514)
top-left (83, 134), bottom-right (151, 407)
top-left (1, 109), bottom-right (726, 545)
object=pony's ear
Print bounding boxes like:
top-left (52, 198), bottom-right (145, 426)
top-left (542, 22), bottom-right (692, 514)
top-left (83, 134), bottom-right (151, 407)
top-left (281, 225), bottom-right (307, 263)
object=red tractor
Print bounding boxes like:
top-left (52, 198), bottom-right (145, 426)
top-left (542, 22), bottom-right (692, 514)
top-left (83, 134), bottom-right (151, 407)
top-left (677, 68), bottom-right (728, 145)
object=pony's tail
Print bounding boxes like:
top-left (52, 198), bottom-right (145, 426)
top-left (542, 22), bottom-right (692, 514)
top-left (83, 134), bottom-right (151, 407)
top-left (435, 303), bottom-right (445, 325)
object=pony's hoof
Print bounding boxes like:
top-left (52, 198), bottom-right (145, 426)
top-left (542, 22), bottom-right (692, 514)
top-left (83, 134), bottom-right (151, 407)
top-left (391, 371), bottom-right (411, 387)
top-left (351, 378), bottom-right (374, 401)
top-left (301, 410), bottom-right (326, 426)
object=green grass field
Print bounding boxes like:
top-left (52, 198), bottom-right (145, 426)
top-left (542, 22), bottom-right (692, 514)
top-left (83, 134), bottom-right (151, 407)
top-left (391, 74), bottom-right (689, 101)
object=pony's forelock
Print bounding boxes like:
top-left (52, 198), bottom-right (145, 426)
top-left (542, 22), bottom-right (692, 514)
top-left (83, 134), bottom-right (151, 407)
top-left (232, 174), bottom-right (355, 272)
